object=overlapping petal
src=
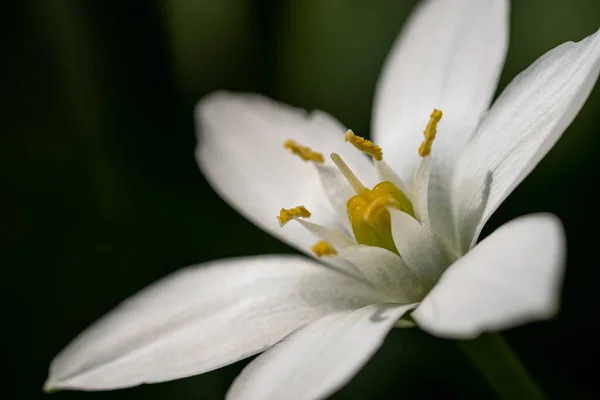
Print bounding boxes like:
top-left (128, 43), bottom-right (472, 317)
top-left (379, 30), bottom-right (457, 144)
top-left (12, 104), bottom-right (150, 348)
top-left (196, 91), bottom-right (376, 255)
top-left (227, 303), bottom-right (416, 400)
top-left (372, 0), bottom-right (509, 247)
top-left (413, 214), bottom-right (566, 339)
top-left (453, 27), bottom-right (600, 252)
top-left (45, 255), bottom-right (384, 391)
top-left (335, 245), bottom-right (423, 302)
top-left (389, 209), bottom-right (449, 290)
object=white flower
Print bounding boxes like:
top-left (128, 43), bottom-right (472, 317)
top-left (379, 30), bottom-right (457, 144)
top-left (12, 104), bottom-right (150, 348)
top-left (45, 0), bottom-right (600, 399)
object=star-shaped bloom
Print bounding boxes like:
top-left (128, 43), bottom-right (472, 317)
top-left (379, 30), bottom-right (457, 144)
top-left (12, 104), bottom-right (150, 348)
top-left (45, 0), bottom-right (600, 399)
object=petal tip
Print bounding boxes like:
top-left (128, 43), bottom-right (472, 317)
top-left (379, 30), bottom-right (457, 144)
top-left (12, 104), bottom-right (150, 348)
top-left (194, 90), bottom-right (235, 124)
top-left (43, 379), bottom-right (61, 394)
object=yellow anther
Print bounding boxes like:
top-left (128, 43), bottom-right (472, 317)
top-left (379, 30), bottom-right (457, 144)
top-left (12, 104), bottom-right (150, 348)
top-left (311, 241), bottom-right (337, 257)
top-left (284, 140), bottom-right (324, 163)
top-left (345, 130), bottom-right (383, 161)
top-left (277, 206), bottom-right (311, 227)
top-left (418, 109), bottom-right (443, 157)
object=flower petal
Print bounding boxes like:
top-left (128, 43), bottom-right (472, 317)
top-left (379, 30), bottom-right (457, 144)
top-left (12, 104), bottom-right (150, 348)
top-left (413, 214), bottom-right (566, 339)
top-left (294, 219), bottom-right (366, 279)
top-left (227, 303), bottom-right (417, 400)
top-left (374, 160), bottom-right (411, 197)
top-left (411, 155), bottom-right (431, 228)
top-left (372, 0), bottom-right (509, 249)
top-left (336, 245), bottom-right (423, 302)
top-left (296, 219), bottom-right (355, 249)
top-left (389, 209), bottom-right (449, 290)
top-left (196, 91), bottom-right (376, 255)
top-left (453, 27), bottom-right (600, 252)
top-left (45, 255), bottom-right (385, 391)
top-left (314, 164), bottom-right (355, 234)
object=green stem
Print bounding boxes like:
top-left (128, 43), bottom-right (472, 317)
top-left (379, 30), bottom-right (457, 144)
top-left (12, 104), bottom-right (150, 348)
top-left (458, 333), bottom-right (547, 400)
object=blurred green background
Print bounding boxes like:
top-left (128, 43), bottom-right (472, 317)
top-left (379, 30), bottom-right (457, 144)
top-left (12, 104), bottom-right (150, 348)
top-left (2, 0), bottom-right (600, 399)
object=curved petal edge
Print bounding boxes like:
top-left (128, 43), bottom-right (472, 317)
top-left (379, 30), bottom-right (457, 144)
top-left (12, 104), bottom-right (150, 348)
top-left (413, 214), bottom-right (566, 339)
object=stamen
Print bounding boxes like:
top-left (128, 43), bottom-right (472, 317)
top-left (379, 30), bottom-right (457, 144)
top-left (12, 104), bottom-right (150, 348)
top-left (284, 140), bottom-right (325, 163)
top-left (363, 195), bottom-right (401, 221)
top-left (277, 206), bottom-right (311, 227)
top-left (330, 153), bottom-right (368, 195)
top-left (418, 109), bottom-right (443, 157)
top-left (311, 240), bottom-right (337, 257)
top-left (345, 130), bottom-right (383, 161)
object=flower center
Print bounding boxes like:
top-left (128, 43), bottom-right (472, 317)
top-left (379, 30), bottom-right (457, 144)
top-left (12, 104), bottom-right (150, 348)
top-left (329, 151), bottom-right (413, 254)
top-left (279, 109), bottom-right (443, 258)
top-left (347, 181), bottom-right (413, 254)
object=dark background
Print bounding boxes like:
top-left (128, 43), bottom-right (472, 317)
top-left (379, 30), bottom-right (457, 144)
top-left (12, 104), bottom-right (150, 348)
top-left (2, 1), bottom-right (600, 399)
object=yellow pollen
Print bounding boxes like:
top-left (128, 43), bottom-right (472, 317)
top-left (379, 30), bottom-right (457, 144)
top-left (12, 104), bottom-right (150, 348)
top-left (418, 109), bottom-right (443, 157)
top-left (345, 130), bottom-right (383, 161)
top-left (284, 140), bottom-right (324, 163)
top-left (277, 206), bottom-right (311, 227)
top-left (311, 241), bottom-right (337, 257)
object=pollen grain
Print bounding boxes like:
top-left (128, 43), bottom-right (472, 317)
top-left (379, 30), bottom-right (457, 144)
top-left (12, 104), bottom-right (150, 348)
top-left (311, 241), bottom-right (338, 257)
top-left (284, 140), bottom-right (324, 163)
top-left (418, 109), bottom-right (443, 157)
top-left (277, 206), bottom-right (311, 227)
top-left (345, 130), bottom-right (383, 161)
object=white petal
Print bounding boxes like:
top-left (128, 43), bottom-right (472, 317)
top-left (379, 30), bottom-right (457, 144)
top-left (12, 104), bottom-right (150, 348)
top-left (296, 219), bottom-right (355, 249)
top-left (294, 219), bottom-right (365, 279)
top-left (389, 209), bottom-right (449, 291)
top-left (227, 303), bottom-right (417, 400)
top-left (372, 0), bottom-right (509, 250)
top-left (411, 156), bottom-right (431, 227)
top-left (45, 255), bottom-right (385, 391)
top-left (413, 214), bottom-right (566, 339)
top-left (314, 164), bottom-right (355, 234)
top-left (196, 91), bottom-right (376, 255)
top-left (336, 245), bottom-right (423, 302)
top-left (454, 27), bottom-right (600, 252)
top-left (372, 0), bottom-right (509, 174)
top-left (374, 160), bottom-right (411, 197)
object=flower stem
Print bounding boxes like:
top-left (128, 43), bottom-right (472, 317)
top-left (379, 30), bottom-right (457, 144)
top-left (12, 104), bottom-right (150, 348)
top-left (458, 333), bottom-right (547, 400)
